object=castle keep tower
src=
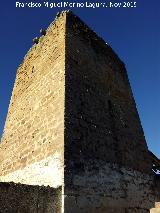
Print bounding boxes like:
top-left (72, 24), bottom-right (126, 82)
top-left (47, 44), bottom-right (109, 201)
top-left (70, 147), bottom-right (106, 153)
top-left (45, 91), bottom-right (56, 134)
top-left (0, 11), bottom-right (154, 212)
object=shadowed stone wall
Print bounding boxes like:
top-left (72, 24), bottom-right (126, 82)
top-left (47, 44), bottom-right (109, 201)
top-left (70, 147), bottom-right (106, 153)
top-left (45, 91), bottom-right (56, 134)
top-left (154, 175), bottom-right (160, 200)
top-left (0, 182), bottom-right (61, 213)
top-left (150, 175), bottom-right (160, 212)
top-left (64, 12), bottom-right (155, 213)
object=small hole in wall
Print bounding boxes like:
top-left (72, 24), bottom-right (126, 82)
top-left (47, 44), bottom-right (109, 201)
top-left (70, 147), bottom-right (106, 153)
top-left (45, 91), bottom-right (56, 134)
top-left (124, 124), bottom-right (128, 128)
top-left (43, 138), bottom-right (46, 143)
top-left (108, 100), bottom-right (112, 111)
top-left (74, 162), bottom-right (85, 172)
top-left (32, 66), bottom-right (34, 73)
top-left (73, 59), bottom-right (78, 65)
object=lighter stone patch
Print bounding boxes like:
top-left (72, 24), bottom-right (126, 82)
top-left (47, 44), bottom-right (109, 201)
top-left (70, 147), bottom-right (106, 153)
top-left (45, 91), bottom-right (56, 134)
top-left (70, 162), bottom-right (154, 210)
top-left (0, 152), bottom-right (63, 188)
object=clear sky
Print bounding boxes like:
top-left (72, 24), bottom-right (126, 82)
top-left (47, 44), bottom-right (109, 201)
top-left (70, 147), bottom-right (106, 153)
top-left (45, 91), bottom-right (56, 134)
top-left (0, 0), bottom-right (160, 157)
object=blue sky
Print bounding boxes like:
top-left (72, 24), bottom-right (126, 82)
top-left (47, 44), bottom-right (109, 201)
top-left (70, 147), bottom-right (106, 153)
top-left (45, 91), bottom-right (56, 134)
top-left (0, 0), bottom-right (160, 157)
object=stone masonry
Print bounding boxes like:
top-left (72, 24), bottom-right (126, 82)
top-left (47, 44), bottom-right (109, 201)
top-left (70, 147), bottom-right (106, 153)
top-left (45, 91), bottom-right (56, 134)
top-left (0, 12), bottom-right (65, 188)
top-left (0, 11), bottom-right (159, 212)
top-left (0, 182), bottom-right (61, 212)
top-left (64, 11), bottom-right (155, 213)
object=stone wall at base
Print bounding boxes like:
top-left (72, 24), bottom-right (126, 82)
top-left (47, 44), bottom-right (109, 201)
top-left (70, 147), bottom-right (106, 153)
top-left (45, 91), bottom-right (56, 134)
top-left (154, 175), bottom-right (160, 200)
top-left (0, 182), bottom-right (61, 213)
top-left (64, 162), bottom-right (154, 213)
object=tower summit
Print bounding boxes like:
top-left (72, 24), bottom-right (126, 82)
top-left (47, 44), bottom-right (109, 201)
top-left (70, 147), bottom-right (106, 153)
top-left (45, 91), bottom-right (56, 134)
top-left (0, 11), bottom-right (154, 212)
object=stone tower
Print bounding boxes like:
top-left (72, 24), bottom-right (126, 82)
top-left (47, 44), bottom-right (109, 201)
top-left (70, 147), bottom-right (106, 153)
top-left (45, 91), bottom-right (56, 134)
top-left (0, 11), bottom-right (154, 212)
